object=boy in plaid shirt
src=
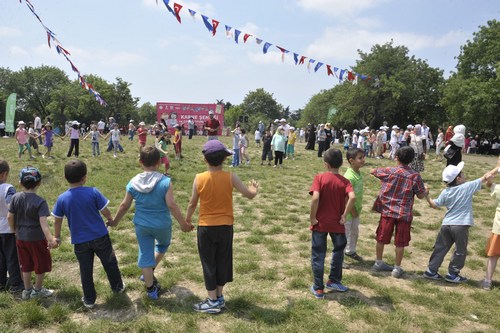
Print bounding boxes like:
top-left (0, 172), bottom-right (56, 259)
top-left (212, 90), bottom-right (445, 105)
top-left (370, 146), bottom-right (428, 278)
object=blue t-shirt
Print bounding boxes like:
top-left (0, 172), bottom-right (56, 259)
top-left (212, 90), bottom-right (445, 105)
top-left (126, 176), bottom-right (172, 229)
top-left (433, 178), bottom-right (482, 226)
top-left (52, 187), bottom-right (109, 244)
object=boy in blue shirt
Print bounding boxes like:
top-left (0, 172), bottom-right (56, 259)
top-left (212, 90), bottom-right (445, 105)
top-left (112, 146), bottom-right (193, 300)
top-left (424, 161), bottom-right (497, 283)
top-left (52, 160), bottom-right (124, 309)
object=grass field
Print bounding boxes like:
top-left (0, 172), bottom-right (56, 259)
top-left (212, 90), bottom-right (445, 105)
top-left (0, 134), bottom-right (498, 333)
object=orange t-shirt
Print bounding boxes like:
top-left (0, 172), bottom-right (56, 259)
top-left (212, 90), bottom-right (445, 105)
top-left (196, 170), bottom-right (233, 226)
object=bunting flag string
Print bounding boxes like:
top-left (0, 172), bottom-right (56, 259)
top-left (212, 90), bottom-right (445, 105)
top-left (159, 0), bottom-right (375, 84)
top-left (18, 0), bottom-right (107, 105)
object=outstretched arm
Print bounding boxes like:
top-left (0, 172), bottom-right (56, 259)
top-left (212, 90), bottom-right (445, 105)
top-left (232, 173), bottom-right (258, 199)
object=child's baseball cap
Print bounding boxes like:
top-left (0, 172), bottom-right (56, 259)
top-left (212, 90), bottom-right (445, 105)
top-left (19, 166), bottom-right (42, 184)
top-left (442, 161), bottom-right (464, 183)
top-left (202, 140), bottom-right (233, 156)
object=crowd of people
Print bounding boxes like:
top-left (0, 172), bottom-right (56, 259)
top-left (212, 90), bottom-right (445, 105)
top-left (1, 111), bottom-right (500, 314)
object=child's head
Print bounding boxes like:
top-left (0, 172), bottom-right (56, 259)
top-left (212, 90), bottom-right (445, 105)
top-left (175, 125), bottom-right (182, 131)
top-left (323, 148), bottom-right (343, 169)
top-left (90, 124), bottom-right (96, 131)
top-left (28, 122), bottom-right (34, 128)
top-left (442, 161), bottom-right (465, 187)
top-left (18, 121), bottom-right (25, 128)
top-left (202, 140), bottom-right (233, 166)
top-left (395, 146), bottom-right (415, 165)
top-left (140, 146), bottom-right (161, 167)
top-left (114, 123), bottom-right (119, 129)
top-left (45, 123), bottom-right (52, 130)
top-left (64, 160), bottom-right (87, 184)
top-left (0, 159), bottom-right (10, 180)
top-left (346, 148), bottom-right (365, 168)
top-left (71, 121), bottom-right (80, 129)
top-left (19, 166), bottom-right (42, 190)
top-left (241, 129), bottom-right (246, 135)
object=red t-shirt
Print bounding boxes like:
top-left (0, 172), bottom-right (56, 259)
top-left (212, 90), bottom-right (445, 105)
top-left (137, 127), bottom-right (147, 144)
top-left (309, 172), bottom-right (353, 233)
top-left (205, 118), bottom-right (220, 136)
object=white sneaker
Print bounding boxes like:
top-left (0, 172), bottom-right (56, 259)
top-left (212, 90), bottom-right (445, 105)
top-left (22, 288), bottom-right (33, 300)
top-left (30, 287), bottom-right (54, 298)
top-left (391, 267), bottom-right (404, 278)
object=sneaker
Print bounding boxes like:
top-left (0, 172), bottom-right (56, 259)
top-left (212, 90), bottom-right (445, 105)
top-left (372, 261), bottom-right (393, 272)
top-left (115, 283), bottom-right (126, 293)
top-left (444, 273), bottom-right (468, 284)
top-left (146, 284), bottom-right (160, 300)
top-left (391, 267), bottom-right (404, 278)
top-left (193, 298), bottom-right (222, 314)
top-left (273, 165), bottom-right (277, 168)
top-left (81, 297), bottom-right (95, 309)
top-left (342, 262), bottom-right (350, 269)
top-left (423, 270), bottom-right (443, 280)
top-left (8, 284), bottom-right (24, 294)
top-left (310, 286), bottom-right (325, 299)
top-left (217, 295), bottom-right (225, 308)
top-left (30, 287), bottom-right (54, 298)
top-left (22, 288), bottom-right (33, 300)
top-left (140, 276), bottom-right (161, 290)
top-left (345, 252), bottom-right (364, 261)
top-left (326, 281), bottom-right (348, 292)
top-left (481, 279), bottom-right (492, 291)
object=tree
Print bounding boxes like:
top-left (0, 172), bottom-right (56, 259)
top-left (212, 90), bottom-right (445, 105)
top-left (240, 88), bottom-right (282, 131)
top-left (136, 102), bottom-right (157, 125)
top-left (442, 20), bottom-right (500, 134)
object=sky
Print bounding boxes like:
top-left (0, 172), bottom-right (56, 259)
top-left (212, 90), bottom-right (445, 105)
top-left (1, 0), bottom-right (499, 111)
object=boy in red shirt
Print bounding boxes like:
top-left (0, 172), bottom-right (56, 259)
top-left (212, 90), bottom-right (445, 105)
top-left (309, 148), bottom-right (356, 299)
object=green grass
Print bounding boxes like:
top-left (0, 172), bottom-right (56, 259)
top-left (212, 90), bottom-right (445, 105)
top-left (1, 135), bottom-right (499, 332)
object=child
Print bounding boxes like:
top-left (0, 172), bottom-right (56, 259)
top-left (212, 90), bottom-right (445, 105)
top-left (230, 127), bottom-right (241, 167)
top-left (137, 122), bottom-right (148, 155)
top-left (155, 133), bottom-right (171, 176)
top-left (271, 126), bottom-right (287, 168)
top-left (15, 121), bottom-right (34, 160)
top-left (254, 128), bottom-right (261, 147)
top-left (0, 160), bottom-right (23, 293)
top-left (83, 124), bottom-right (105, 157)
top-left (65, 121), bottom-right (81, 158)
top-left (317, 125), bottom-right (327, 158)
top-left (41, 123), bottom-right (60, 159)
top-left (423, 160), bottom-right (498, 283)
top-left (27, 122), bottom-right (41, 155)
top-left (260, 129), bottom-right (273, 166)
top-left (7, 167), bottom-right (57, 299)
top-left (173, 125), bottom-right (182, 160)
top-left (186, 140), bottom-right (258, 313)
top-left (107, 123), bottom-right (122, 158)
top-left (239, 129), bottom-right (250, 165)
top-left (52, 160), bottom-right (125, 308)
top-left (482, 157), bottom-right (500, 290)
top-left (286, 127), bottom-right (297, 160)
top-left (309, 148), bottom-right (356, 299)
top-left (112, 146), bottom-right (192, 300)
top-left (370, 146), bottom-right (428, 278)
top-left (343, 148), bottom-right (366, 262)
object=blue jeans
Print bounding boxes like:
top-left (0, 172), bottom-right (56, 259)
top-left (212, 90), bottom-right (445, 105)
top-left (91, 142), bottom-right (100, 156)
top-left (74, 234), bottom-right (123, 304)
top-left (232, 148), bottom-right (240, 166)
top-left (311, 231), bottom-right (347, 290)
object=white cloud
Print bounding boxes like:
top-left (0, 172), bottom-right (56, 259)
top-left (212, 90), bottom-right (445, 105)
top-left (296, 0), bottom-right (389, 18)
top-left (305, 27), bottom-right (466, 65)
top-left (248, 50), bottom-right (283, 65)
top-left (0, 26), bottom-right (22, 37)
top-left (8, 46), bottom-right (29, 57)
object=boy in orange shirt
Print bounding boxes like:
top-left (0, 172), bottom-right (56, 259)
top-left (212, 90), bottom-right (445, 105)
top-left (186, 140), bottom-right (258, 314)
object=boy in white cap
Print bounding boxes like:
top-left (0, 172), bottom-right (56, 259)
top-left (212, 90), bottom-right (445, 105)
top-left (423, 161), bottom-right (498, 283)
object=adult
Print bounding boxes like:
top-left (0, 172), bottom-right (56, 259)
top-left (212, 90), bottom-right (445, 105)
top-left (188, 117), bottom-right (195, 139)
top-left (324, 123), bottom-right (333, 151)
top-left (444, 124), bottom-right (465, 166)
top-left (97, 119), bottom-right (105, 134)
top-left (204, 110), bottom-right (220, 141)
top-left (128, 120), bottom-right (136, 141)
top-left (305, 124), bottom-right (316, 150)
top-left (258, 121), bottom-right (265, 136)
top-left (0, 121), bottom-right (5, 137)
top-left (389, 126), bottom-right (400, 160)
top-left (408, 124), bottom-right (425, 173)
top-left (280, 119), bottom-right (290, 139)
top-left (34, 114), bottom-right (42, 144)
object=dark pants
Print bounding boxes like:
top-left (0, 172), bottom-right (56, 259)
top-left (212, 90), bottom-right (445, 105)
top-left (197, 226), bottom-right (233, 291)
top-left (74, 234), bottom-right (123, 304)
top-left (0, 234), bottom-right (22, 288)
top-left (67, 139), bottom-right (79, 157)
top-left (274, 151), bottom-right (284, 166)
top-left (428, 225), bottom-right (469, 275)
top-left (318, 141), bottom-right (326, 157)
top-left (106, 137), bottom-right (123, 152)
top-left (311, 231), bottom-right (346, 290)
top-left (189, 129), bottom-right (194, 139)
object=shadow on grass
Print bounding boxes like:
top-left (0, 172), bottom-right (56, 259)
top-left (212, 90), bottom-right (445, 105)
top-left (224, 296), bottom-right (290, 325)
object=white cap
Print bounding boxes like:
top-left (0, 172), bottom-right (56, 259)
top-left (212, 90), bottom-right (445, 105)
top-left (392, 125), bottom-right (399, 130)
top-left (274, 119), bottom-right (279, 123)
top-left (280, 118), bottom-right (287, 122)
top-left (442, 161), bottom-right (465, 183)
top-left (18, 121), bottom-right (25, 125)
top-left (139, 122), bottom-right (145, 126)
top-left (129, 119), bottom-right (134, 123)
top-left (72, 121), bottom-right (80, 126)
top-left (407, 125), bottom-right (414, 129)
top-left (290, 126), bottom-right (295, 130)
top-left (208, 110), bottom-right (214, 115)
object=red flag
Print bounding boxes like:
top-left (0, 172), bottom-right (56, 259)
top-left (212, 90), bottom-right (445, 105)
top-left (173, 3), bottom-right (182, 23)
top-left (347, 71), bottom-right (355, 81)
top-left (212, 19), bottom-right (219, 36)
top-left (299, 56), bottom-right (306, 65)
top-left (327, 65), bottom-right (333, 76)
top-left (243, 33), bottom-right (252, 43)
top-left (46, 31), bottom-right (51, 47)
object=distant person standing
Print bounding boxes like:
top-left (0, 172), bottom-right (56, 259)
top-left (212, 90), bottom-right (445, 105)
top-left (97, 119), bottom-right (105, 134)
top-left (0, 121), bottom-right (5, 137)
top-left (188, 117), bottom-right (195, 139)
top-left (34, 114), bottom-right (42, 144)
top-left (204, 110), bottom-right (220, 141)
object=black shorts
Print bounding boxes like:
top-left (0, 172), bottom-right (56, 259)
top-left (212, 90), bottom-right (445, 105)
top-left (197, 225), bottom-right (233, 291)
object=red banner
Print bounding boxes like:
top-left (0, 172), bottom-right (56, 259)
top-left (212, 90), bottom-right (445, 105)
top-left (156, 102), bottom-right (225, 135)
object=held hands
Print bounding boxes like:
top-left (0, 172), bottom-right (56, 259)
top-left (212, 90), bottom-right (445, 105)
top-left (106, 218), bottom-right (116, 227)
top-left (47, 237), bottom-right (59, 249)
top-left (339, 215), bottom-right (346, 225)
top-left (181, 220), bottom-right (195, 232)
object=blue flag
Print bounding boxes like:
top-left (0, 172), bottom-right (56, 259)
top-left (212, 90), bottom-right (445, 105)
top-left (263, 42), bottom-right (272, 54)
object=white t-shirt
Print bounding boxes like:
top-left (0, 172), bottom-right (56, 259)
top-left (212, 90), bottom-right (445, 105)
top-left (34, 116), bottom-right (42, 130)
top-left (110, 129), bottom-right (120, 141)
top-left (97, 121), bottom-right (105, 130)
top-left (254, 130), bottom-right (261, 141)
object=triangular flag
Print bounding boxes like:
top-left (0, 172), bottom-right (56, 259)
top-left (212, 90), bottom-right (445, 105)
top-left (234, 29), bottom-right (241, 44)
top-left (212, 19), bottom-right (219, 36)
top-left (255, 38), bottom-right (263, 45)
top-left (162, 0), bottom-right (175, 15)
top-left (173, 3), bottom-right (182, 23)
top-left (347, 71), bottom-right (355, 81)
top-left (307, 59), bottom-right (316, 72)
top-left (201, 15), bottom-right (213, 33)
top-left (326, 65), bottom-right (333, 76)
top-left (243, 33), bottom-right (252, 43)
top-left (188, 9), bottom-right (196, 21)
top-left (339, 69), bottom-right (346, 81)
top-left (225, 25), bottom-right (232, 37)
top-left (314, 62), bottom-right (324, 72)
top-left (299, 56), bottom-right (306, 65)
top-left (276, 46), bottom-right (289, 63)
top-left (263, 42), bottom-right (272, 54)
top-left (293, 53), bottom-right (299, 65)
